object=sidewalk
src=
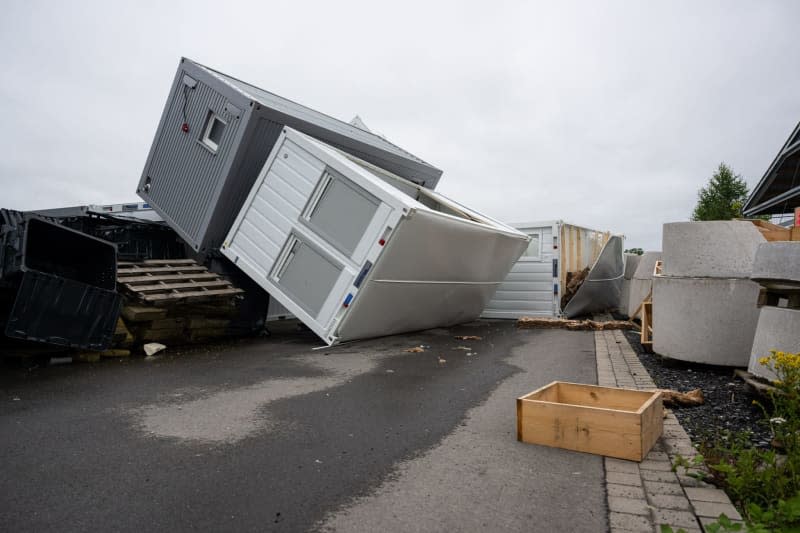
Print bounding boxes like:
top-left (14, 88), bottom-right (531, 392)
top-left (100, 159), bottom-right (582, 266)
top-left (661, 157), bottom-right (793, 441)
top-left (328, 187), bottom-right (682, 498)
top-left (595, 329), bottom-right (743, 533)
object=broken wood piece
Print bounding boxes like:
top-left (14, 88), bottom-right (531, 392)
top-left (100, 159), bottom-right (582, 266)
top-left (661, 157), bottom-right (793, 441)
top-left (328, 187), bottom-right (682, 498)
top-left (99, 349), bottom-right (131, 358)
top-left (403, 347), bottom-right (425, 353)
top-left (516, 317), bottom-right (638, 331)
top-left (654, 388), bottom-right (704, 407)
top-left (733, 369), bottom-right (778, 396)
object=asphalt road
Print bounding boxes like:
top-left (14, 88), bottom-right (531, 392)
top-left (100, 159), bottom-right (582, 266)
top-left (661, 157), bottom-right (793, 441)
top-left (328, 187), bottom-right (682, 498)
top-left (0, 320), bottom-right (606, 532)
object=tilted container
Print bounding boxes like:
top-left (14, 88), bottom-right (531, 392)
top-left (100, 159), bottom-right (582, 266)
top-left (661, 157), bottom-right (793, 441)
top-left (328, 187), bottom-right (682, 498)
top-left (220, 128), bottom-right (528, 345)
top-left (482, 221), bottom-right (610, 318)
top-left (137, 58), bottom-right (442, 255)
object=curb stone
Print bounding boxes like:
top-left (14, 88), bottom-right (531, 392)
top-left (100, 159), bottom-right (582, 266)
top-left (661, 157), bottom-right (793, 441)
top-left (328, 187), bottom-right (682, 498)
top-left (595, 328), bottom-right (745, 533)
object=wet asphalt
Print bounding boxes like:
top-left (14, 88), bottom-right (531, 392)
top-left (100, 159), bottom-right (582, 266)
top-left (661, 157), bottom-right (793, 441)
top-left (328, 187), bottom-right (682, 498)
top-left (0, 320), bottom-right (605, 532)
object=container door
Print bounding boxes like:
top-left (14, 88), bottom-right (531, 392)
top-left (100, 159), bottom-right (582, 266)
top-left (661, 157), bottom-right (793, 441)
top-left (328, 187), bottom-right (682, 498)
top-left (267, 166), bottom-right (387, 337)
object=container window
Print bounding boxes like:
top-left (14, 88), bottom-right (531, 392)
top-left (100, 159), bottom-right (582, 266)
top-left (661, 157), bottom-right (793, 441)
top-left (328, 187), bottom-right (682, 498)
top-left (302, 169), bottom-right (380, 257)
top-left (272, 235), bottom-right (342, 317)
top-left (200, 112), bottom-right (226, 153)
top-left (523, 233), bottom-right (541, 260)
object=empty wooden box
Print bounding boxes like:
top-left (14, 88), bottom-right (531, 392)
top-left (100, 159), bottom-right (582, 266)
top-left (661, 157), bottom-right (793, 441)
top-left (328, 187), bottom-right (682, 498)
top-left (517, 381), bottom-right (662, 461)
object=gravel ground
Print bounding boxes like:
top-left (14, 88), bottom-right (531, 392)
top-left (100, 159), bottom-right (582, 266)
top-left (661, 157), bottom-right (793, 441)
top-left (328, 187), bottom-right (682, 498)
top-left (623, 330), bottom-right (772, 448)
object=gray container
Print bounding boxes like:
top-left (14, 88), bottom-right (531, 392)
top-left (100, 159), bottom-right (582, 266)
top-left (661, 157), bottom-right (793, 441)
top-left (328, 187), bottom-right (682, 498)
top-left (137, 58), bottom-right (442, 254)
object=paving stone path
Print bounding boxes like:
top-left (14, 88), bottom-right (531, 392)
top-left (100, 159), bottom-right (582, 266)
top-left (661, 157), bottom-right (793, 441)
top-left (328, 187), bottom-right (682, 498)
top-left (595, 329), bottom-right (744, 533)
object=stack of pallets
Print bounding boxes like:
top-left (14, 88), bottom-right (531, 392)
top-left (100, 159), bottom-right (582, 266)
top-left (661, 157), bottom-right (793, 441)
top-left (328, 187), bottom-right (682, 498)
top-left (116, 259), bottom-right (245, 345)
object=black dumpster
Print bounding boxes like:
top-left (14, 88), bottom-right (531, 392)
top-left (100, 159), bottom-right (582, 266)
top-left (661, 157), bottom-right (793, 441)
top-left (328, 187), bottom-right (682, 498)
top-left (0, 210), bottom-right (121, 350)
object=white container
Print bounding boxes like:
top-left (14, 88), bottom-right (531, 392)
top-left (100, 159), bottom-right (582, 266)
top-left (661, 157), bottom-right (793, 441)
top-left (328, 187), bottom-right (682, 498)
top-left (221, 128), bottom-right (529, 345)
top-left (482, 221), bottom-right (611, 318)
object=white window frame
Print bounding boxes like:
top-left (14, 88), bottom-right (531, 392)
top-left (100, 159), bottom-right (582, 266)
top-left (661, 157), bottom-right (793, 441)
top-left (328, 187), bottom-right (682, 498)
top-left (200, 112), bottom-right (226, 153)
top-left (522, 231), bottom-right (542, 261)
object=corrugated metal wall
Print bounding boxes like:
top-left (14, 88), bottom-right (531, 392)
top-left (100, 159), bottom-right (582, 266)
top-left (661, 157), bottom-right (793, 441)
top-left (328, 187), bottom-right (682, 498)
top-left (143, 76), bottom-right (241, 248)
top-left (483, 223), bottom-right (556, 318)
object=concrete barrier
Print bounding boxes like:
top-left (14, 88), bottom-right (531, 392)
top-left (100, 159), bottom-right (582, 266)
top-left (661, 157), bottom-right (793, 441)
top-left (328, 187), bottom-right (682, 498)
top-left (662, 221), bottom-right (765, 278)
top-left (653, 276), bottom-right (760, 366)
top-left (619, 279), bottom-right (631, 316)
top-left (751, 241), bottom-right (800, 284)
top-left (627, 251), bottom-right (661, 317)
top-left (748, 307), bottom-right (800, 381)
top-left (624, 254), bottom-right (642, 280)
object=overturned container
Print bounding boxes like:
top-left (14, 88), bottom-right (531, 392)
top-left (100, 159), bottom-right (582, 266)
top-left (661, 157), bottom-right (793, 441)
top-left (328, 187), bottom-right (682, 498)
top-left (220, 128), bottom-right (529, 345)
top-left (137, 58), bottom-right (442, 256)
top-left (0, 210), bottom-right (121, 350)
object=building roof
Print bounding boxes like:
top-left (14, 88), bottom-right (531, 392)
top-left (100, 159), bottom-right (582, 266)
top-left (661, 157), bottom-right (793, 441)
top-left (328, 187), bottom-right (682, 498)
top-left (743, 121), bottom-right (800, 216)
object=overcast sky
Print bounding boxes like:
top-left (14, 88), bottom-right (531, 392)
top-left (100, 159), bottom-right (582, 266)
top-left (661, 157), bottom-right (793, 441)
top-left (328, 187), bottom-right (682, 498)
top-left (1, 1), bottom-right (799, 250)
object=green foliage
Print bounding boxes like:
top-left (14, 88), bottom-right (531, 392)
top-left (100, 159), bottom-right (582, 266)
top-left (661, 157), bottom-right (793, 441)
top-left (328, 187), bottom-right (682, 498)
top-left (672, 349), bottom-right (800, 531)
top-left (691, 163), bottom-right (750, 221)
top-left (624, 247), bottom-right (644, 255)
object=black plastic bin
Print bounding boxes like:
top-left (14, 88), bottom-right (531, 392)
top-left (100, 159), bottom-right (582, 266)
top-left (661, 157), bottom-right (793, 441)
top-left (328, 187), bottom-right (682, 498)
top-left (0, 210), bottom-right (121, 350)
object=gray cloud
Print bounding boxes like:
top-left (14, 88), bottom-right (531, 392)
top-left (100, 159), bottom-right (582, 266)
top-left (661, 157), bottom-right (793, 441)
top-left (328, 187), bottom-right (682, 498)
top-left (1, 0), bottom-right (798, 250)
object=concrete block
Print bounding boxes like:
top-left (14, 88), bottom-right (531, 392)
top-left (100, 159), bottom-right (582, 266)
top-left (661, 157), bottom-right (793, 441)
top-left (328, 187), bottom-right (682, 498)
top-left (653, 277), bottom-right (760, 366)
top-left (624, 253), bottom-right (642, 280)
top-left (751, 241), bottom-right (800, 284)
top-left (627, 251), bottom-right (661, 317)
top-left (631, 251), bottom-right (662, 281)
top-left (619, 279), bottom-right (631, 316)
top-left (662, 221), bottom-right (765, 278)
top-left (748, 306), bottom-right (800, 380)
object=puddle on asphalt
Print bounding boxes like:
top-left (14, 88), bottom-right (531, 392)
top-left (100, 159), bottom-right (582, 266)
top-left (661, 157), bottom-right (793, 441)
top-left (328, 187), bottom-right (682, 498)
top-left (134, 352), bottom-right (380, 444)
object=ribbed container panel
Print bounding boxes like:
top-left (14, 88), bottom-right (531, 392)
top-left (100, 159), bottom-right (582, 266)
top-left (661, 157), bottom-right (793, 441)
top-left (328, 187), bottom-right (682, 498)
top-left (145, 78), bottom-right (241, 248)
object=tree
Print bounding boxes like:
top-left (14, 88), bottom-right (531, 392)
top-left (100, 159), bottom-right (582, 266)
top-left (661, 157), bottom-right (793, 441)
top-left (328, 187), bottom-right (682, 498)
top-left (624, 248), bottom-right (644, 255)
top-left (691, 163), bottom-right (750, 221)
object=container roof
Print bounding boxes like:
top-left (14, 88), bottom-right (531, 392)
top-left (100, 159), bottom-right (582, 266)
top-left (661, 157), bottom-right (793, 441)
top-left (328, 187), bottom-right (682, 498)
top-left (190, 59), bottom-right (440, 175)
top-left (743, 121), bottom-right (800, 216)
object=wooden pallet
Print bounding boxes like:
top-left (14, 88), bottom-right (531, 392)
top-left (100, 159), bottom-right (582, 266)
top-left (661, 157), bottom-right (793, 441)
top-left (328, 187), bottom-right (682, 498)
top-left (117, 259), bottom-right (243, 305)
top-left (748, 219), bottom-right (800, 242)
top-left (630, 288), bottom-right (653, 352)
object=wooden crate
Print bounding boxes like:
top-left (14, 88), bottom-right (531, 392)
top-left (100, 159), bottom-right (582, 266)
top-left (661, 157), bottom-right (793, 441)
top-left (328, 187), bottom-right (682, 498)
top-left (517, 381), bottom-right (662, 461)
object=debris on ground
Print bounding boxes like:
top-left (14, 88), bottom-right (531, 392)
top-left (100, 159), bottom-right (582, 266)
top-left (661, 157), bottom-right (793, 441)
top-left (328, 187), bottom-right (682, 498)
top-left (452, 346), bottom-right (470, 351)
top-left (404, 346), bottom-right (425, 353)
top-left (624, 330), bottom-right (772, 448)
top-left (143, 343), bottom-right (166, 356)
top-left (733, 369), bottom-right (778, 397)
top-left (438, 357), bottom-right (447, 365)
top-left (453, 335), bottom-right (482, 341)
top-left (656, 388), bottom-right (704, 407)
top-left (517, 317), bottom-right (638, 331)
top-left (99, 349), bottom-right (131, 358)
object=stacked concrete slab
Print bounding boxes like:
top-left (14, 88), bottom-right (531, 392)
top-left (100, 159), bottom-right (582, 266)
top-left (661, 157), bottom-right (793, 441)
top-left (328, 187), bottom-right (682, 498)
top-left (748, 242), bottom-right (800, 381)
top-left (626, 251), bottom-right (661, 317)
top-left (618, 253), bottom-right (641, 317)
top-left (653, 221), bottom-right (765, 366)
